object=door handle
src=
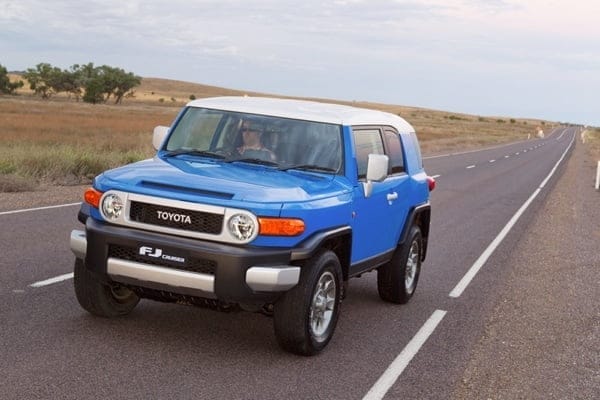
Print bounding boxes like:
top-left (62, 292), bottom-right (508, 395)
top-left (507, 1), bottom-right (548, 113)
top-left (387, 192), bottom-right (398, 204)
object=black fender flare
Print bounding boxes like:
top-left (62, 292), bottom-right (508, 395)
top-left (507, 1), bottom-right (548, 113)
top-left (290, 226), bottom-right (351, 262)
top-left (398, 202), bottom-right (431, 261)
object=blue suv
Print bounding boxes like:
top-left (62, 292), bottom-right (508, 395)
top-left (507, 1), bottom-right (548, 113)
top-left (70, 97), bottom-right (433, 355)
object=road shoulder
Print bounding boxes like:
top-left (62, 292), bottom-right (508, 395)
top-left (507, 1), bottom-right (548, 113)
top-left (0, 185), bottom-right (86, 212)
top-left (453, 140), bottom-right (600, 399)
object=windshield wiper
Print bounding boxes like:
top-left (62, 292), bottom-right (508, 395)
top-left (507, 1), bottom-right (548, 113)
top-left (226, 158), bottom-right (279, 167)
top-left (163, 149), bottom-right (226, 159)
top-left (279, 164), bottom-right (336, 173)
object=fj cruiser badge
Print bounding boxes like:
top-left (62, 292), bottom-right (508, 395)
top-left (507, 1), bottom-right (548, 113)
top-left (139, 246), bottom-right (185, 263)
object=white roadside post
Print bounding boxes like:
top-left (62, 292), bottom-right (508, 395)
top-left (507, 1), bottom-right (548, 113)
top-left (596, 161), bottom-right (600, 190)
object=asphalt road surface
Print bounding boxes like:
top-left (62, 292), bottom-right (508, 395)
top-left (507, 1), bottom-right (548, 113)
top-left (1, 126), bottom-right (593, 399)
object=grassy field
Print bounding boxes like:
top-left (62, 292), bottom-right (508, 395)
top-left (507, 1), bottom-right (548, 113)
top-left (1, 75), bottom-right (556, 192)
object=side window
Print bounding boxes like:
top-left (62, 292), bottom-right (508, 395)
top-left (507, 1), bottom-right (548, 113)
top-left (384, 129), bottom-right (405, 174)
top-left (353, 128), bottom-right (384, 179)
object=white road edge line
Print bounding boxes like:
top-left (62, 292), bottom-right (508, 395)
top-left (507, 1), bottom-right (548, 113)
top-left (449, 132), bottom-right (575, 298)
top-left (30, 273), bottom-right (74, 288)
top-left (362, 310), bottom-right (447, 400)
top-left (0, 202), bottom-right (81, 216)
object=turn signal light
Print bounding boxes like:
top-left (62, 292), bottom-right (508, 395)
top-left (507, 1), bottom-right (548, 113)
top-left (258, 217), bottom-right (305, 236)
top-left (84, 187), bottom-right (103, 208)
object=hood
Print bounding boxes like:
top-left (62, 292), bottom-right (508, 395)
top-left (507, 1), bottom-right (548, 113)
top-left (95, 156), bottom-right (350, 204)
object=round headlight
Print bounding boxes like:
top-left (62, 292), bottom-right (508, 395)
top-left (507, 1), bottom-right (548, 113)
top-left (227, 213), bottom-right (256, 241)
top-left (101, 193), bottom-right (124, 220)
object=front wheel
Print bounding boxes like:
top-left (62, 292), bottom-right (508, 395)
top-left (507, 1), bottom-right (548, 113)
top-left (273, 250), bottom-right (342, 356)
top-left (377, 225), bottom-right (422, 304)
top-left (74, 258), bottom-right (139, 317)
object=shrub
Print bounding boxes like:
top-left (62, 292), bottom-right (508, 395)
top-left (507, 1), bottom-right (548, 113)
top-left (0, 64), bottom-right (24, 94)
top-left (0, 160), bottom-right (16, 174)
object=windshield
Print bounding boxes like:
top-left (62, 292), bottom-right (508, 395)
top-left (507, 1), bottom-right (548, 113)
top-left (164, 107), bottom-right (343, 173)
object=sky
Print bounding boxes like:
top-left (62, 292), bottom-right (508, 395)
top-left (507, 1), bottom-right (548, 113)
top-left (1, 0), bottom-right (599, 126)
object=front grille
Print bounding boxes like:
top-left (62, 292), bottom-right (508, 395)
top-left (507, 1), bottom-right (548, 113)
top-left (129, 201), bottom-right (223, 234)
top-left (108, 244), bottom-right (217, 275)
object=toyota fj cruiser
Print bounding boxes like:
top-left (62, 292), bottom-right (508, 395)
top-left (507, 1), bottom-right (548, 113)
top-left (70, 96), bottom-right (433, 355)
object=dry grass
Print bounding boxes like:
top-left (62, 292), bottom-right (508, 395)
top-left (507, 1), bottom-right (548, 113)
top-left (135, 77), bottom-right (256, 105)
top-left (0, 96), bottom-right (177, 189)
top-left (583, 128), bottom-right (600, 160)
top-left (0, 97), bottom-right (176, 146)
top-left (1, 74), bottom-right (558, 191)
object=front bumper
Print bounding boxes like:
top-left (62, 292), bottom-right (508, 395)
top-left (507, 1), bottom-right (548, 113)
top-left (70, 218), bottom-right (301, 304)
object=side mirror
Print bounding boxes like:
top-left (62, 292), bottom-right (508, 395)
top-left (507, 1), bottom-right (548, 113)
top-left (152, 126), bottom-right (170, 150)
top-left (363, 154), bottom-right (389, 198)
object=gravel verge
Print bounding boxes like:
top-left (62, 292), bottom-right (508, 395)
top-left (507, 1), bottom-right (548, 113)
top-left (0, 184), bottom-right (87, 212)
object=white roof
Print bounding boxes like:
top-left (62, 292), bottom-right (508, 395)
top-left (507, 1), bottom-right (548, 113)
top-left (187, 96), bottom-right (415, 132)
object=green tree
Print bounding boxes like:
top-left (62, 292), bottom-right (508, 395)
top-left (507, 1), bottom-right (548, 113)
top-left (82, 76), bottom-right (106, 104)
top-left (21, 62), bottom-right (141, 104)
top-left (95, 65), bottom-right (141, 104)
top-left (0, 64), bottom-right (24, 94)
top-left (23, 63), bottom-right (62, 98)
top-left (54, 65), bottom-right (84, 100)
top-left (75, 64), bottom-right (141, 104)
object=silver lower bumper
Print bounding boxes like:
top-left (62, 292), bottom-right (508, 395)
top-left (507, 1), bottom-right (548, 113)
top-left (245, 266), bottom-right (300, 291)
top-left (69, 229), bottom-right (300, 294)
top-left (70, 230), bottom-right (87, 260)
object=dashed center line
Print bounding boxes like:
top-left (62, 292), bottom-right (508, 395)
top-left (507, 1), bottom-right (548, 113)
top-left (466, 165), bottom-right (476, 169)
top-left (449, 133), bottom-right (575, 298)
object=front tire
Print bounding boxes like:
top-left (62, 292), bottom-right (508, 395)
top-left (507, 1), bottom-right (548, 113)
top-left (74, 258), bottom-right (139, 317)
top-left (273, 250), bottom-right (342, 356)
top-left (377, 225), bottom-right (422, 304)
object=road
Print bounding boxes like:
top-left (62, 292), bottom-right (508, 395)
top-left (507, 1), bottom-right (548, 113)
top-left (0, 126), bottom-right (585, 399)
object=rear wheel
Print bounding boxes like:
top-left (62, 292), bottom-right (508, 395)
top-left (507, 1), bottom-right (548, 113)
top-left (377, 225), bottom-right (422, 304)
top-left (273, 250), bottom-right (342, 356)
top-left (74, 258), bottom-right (139, 317)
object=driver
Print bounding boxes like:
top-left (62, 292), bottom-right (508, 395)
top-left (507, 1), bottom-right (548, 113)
top-left (236, 121), bottom-right (276, 162)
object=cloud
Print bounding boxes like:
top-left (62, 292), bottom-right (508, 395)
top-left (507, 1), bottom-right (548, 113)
top-left (1, 0), bottom-right (599, 124)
